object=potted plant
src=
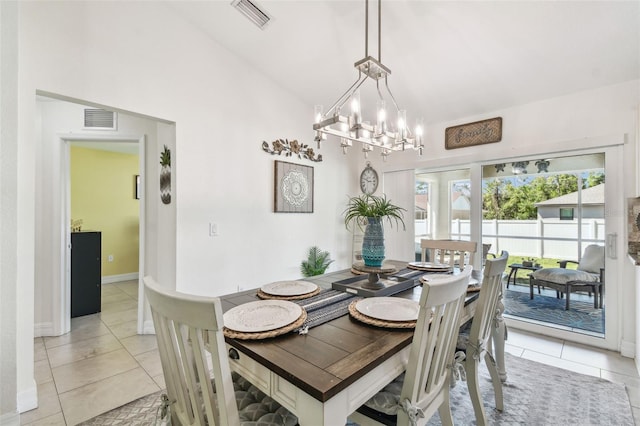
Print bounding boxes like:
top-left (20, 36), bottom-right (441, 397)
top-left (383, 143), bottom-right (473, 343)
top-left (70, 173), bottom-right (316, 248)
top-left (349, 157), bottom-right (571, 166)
top-left (343, 194), bottom-right (406, 267)
top-left (300, 246), bottom-right (334, 277)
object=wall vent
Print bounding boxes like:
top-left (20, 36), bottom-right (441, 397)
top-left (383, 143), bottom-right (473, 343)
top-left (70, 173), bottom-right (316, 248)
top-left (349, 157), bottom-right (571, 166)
top-left (232, 0), bottom-right (271, 30)
top-left (84, 109), bottom-right (117, 130)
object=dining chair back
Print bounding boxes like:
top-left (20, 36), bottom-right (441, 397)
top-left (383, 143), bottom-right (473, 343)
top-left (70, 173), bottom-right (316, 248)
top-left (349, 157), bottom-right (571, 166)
top-left (350, 266), bottom-right (472, 426)
top-left (458, 251), bottom-right (509, 426)
top-left (420, 239), bottom-right (478, 270)
top-left (144, 277), bottom-right (297, 426)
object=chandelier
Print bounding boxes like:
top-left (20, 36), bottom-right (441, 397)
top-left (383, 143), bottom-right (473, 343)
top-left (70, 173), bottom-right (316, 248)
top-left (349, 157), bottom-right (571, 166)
top-left (313, 0), bottom-right (423, 160)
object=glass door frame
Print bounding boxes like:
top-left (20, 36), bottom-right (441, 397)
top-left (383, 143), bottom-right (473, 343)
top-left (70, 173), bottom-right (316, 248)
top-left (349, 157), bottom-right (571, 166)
top-left (474, 146), bottom-right (622, 351)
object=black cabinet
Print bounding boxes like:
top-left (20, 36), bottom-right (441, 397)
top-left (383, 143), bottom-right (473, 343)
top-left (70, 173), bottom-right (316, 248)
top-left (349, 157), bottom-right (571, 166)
top-left (71, 231), bottom-right (101, 318)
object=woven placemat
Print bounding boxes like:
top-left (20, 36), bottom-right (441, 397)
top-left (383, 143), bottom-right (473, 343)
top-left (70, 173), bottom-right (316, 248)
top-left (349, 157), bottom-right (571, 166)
top-left (350, 267), bottom-right (368, 275)
top-left (223, 310), bottom-right (307, 340)
top-left (348, 301), bottom-right (416, 329)
top-left (256, 287), bottom-right (321, 300)
top-left (466, 285), bottom-right (482, 293)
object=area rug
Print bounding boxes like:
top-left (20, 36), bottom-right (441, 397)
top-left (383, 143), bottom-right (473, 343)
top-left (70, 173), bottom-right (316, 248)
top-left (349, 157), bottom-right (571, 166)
top-left (81, 353), bottom-right (634, 425)
top-left (504, 288), bottom-right (604, 334)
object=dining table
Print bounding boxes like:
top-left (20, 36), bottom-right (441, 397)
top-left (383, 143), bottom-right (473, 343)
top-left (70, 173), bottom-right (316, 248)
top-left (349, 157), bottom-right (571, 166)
top-left (220, 260), bottom-right (507, 425)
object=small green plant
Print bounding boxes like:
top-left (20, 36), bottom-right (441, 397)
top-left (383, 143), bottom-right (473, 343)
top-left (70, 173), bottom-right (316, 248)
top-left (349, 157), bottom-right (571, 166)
top-left (343, 194), bottom-right (406, 231)
top-left (160, 145), bottom-right (171, 167)
top-left (300, 246), bottom-right (334, 277)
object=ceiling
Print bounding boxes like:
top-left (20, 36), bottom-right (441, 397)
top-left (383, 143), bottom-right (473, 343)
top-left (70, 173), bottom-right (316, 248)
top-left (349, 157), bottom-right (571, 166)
top-left (166, 0), bottom-right (639, 126)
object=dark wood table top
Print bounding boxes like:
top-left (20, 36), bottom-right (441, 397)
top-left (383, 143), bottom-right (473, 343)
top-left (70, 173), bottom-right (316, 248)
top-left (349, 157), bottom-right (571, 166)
top-left (221, 261), bottom-right (478, 403)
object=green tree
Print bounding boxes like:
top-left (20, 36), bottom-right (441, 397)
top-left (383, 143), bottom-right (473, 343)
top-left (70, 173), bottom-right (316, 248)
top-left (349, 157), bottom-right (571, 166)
top-left (482, 173), bottom-right (600, 220)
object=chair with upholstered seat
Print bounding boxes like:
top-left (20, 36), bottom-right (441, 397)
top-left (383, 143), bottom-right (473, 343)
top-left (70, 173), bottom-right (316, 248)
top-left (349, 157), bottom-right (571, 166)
top-left (529, 244), bottom-right (605, 310)
top-left (456, 251), bottom-right (509, 426)
top-left (349, 266), bottom-right (472, 426)
top-left (144, 276), bottom-right (297, 426)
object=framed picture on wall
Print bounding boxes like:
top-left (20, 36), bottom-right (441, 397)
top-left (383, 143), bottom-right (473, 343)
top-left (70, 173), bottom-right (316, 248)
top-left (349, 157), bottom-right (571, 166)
top-left (135, 175), bottom-right (141, 200)
top-left (274, 160), bottom-right (314, 213)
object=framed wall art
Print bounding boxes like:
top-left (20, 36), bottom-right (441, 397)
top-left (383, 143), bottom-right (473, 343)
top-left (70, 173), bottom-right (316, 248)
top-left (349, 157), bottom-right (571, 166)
top-left (274, 160), bottom-right (314, 213)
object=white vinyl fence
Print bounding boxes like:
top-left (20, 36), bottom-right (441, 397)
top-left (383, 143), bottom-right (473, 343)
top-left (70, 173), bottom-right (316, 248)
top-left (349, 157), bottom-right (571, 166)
top-left (415, 218), bottom-right (605, 261)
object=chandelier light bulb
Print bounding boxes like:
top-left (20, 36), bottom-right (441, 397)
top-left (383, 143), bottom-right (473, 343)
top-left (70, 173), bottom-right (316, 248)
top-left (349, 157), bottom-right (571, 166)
top-left (351, 91), bottom-right (361, 124)
top-left (314, 105), bottom-right (323, 123)
top-left (377, 100), bottom-right (387, 134)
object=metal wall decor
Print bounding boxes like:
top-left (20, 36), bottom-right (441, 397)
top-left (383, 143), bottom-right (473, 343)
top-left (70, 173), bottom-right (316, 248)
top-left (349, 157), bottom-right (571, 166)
top-left (445, 117), bottom-right (502, 150)
top-left (274, 160), bottom-right (314, 213)
top-left (262, 138), bottom-right (322, 162)
top-left (159, 145), bottom-right (171, 204)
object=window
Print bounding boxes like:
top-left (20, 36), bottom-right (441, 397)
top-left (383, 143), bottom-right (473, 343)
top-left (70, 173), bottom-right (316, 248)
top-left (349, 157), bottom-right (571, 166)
top-left (560, 208), bottom-right (574, 220)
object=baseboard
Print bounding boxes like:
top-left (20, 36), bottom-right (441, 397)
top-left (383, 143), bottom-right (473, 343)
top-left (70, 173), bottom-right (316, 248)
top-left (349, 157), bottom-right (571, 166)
top-left (17, 380), bottom-right (37, 413)
top-left (33, 322), bottom-right (56, 338)
top-left (0, 411), bottom-right (20, 426)
top-left (620, 340), bottom-right (635, 358)
top-left (102, 273), bottom-right (138, 284)
top-left (143, 320), bottom-right (155, 335)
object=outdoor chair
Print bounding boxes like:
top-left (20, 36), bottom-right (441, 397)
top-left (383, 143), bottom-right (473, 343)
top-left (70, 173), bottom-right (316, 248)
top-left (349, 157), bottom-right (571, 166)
top-left (529, 244), bottom-right (605, 310)
top-left (348, 266), bottom-right (472, 426)
top-left (456, 251), bottom-right (509, 426)
top-left (144, 276), bottom-right (297, 426)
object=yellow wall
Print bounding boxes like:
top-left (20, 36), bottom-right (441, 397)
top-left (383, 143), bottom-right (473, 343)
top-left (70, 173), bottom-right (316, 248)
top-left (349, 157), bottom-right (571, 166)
top-left (71, 146), bottom-right (139, 277)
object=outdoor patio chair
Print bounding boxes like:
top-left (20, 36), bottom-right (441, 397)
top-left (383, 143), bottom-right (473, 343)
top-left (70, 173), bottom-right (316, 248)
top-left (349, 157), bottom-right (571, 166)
top-left (529, 244), bottom-right (605, 310)
top-left (144, 276), bottom-right (297, 426)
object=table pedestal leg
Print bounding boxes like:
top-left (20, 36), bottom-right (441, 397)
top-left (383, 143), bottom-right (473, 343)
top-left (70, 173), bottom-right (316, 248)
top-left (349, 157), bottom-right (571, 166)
top-left (362, 272), bottom-right (385, 289)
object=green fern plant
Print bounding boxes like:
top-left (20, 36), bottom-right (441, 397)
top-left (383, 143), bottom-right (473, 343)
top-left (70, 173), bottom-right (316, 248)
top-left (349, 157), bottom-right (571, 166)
top-left (343, 194), bottom-right (406, 232)
top-left (300, 246), bottom-right (334, 277)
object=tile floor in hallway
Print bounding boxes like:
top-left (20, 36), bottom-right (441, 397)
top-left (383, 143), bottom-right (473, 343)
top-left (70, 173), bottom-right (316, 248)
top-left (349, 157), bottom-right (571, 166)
top-left (21, 280), bottom-right (640, 425)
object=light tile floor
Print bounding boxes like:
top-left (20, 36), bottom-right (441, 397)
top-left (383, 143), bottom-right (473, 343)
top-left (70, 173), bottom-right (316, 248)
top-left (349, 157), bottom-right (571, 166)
top-left (21, 280), bottom-right (164, 426)
top-left (21, 280), bottom-right (640, 425)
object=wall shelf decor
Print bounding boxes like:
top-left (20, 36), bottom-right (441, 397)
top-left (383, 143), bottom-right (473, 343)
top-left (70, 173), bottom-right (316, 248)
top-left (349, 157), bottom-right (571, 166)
top-left (274, 160), bottom-right (313, 213)
top-left (262, 138), bottom-right (323, 162)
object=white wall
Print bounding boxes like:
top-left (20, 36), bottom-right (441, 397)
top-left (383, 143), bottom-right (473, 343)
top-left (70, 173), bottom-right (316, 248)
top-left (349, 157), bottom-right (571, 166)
top-left (13, 0), bottom-right (352, 414)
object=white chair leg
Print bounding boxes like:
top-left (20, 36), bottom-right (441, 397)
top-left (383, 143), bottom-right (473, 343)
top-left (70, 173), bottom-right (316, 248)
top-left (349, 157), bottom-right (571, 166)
top-left (437, 394), bottom-right (455, 426)
top-left (484, 351), bottom-right (504, 412)
top-left (466, 358), bottom-right (487, 426)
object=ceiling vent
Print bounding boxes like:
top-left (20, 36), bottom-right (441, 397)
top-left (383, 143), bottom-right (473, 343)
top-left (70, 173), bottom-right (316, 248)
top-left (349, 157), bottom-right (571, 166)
top-left (231, 0), bottom-right (271, 30)
top-left (84, 108), bottom-right (117, 130)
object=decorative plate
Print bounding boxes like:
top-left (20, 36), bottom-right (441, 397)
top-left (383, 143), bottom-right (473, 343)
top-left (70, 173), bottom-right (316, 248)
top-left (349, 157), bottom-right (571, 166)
top-left (419, 273), bottom-right (455, 284)
top-left (260, 280), bottom-right (318, 297)
top-left (223, 300), bottom-right (303, 333)
top-left (355, 297), bottom-right (420, 322)
top-left (408, 261), bottom-right (453, 272)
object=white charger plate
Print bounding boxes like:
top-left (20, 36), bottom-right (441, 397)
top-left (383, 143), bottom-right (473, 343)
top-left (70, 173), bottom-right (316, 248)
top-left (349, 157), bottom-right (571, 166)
top-left (223, 300), bottom-right (302, 333)
top-left (355, 297), bottom-right (419, 322)
top-left (419, 273), bottom-right (455, 283)
top-left (260, 280), bottom-right (318, 296)
top-left (408, 261), bottom-right (453, 271)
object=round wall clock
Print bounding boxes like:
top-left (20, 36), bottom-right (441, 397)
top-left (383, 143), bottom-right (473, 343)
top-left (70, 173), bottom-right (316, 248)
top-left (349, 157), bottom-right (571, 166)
top-left (360, 163), bottom-right (379, 195)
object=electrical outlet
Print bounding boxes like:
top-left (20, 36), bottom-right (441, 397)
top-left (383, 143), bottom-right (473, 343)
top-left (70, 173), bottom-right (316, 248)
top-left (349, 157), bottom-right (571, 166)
top-left (209, 222), bottom-right (219, 237)
top-left (108, 255), bottom-right (114, 262)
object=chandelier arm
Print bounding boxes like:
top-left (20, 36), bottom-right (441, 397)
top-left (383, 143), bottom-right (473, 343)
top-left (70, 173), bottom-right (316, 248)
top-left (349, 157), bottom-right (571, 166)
top-left (384, 76), bottom-right (402, 112)
top-left (325, 73), bottom-right (367, 116)
top-left (376, 80), bottom-right (385, 102)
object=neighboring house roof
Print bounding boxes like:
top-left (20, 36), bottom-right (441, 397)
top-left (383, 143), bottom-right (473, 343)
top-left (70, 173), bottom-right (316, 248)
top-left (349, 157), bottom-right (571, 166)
top-left (535, 184), bottom-right (604, 207)
top-left (452, 194), bottom-right (471, 210)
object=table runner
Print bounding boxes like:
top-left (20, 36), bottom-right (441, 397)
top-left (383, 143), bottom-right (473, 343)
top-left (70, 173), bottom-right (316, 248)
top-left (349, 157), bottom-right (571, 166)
top-left (293, 289), bottom-right (361, 333)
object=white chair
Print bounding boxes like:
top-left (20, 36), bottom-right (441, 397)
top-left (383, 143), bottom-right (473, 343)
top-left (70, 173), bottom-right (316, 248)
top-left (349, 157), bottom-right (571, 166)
top-left (349, 266), bottom-right (473, 426)
top-left (457, 251), bottom-right (509, 426)
top-left (420, 239), bottom-right (479, 270)
top-left (144, 276), bottom-right (297, 426)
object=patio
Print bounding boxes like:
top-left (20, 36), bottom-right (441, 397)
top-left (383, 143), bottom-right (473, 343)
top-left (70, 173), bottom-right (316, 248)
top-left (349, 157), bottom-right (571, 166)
top-left (503, 280), bottom-right (604, 335)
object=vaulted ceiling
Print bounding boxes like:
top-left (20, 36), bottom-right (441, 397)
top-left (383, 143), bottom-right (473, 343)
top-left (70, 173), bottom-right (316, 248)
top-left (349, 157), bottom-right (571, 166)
top-left (168, 0), bottom-right (639, 125)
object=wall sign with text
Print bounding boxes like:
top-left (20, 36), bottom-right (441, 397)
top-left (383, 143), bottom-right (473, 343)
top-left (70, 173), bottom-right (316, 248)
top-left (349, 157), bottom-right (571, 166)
top-left (445, 117), bottom-right (502, 150)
